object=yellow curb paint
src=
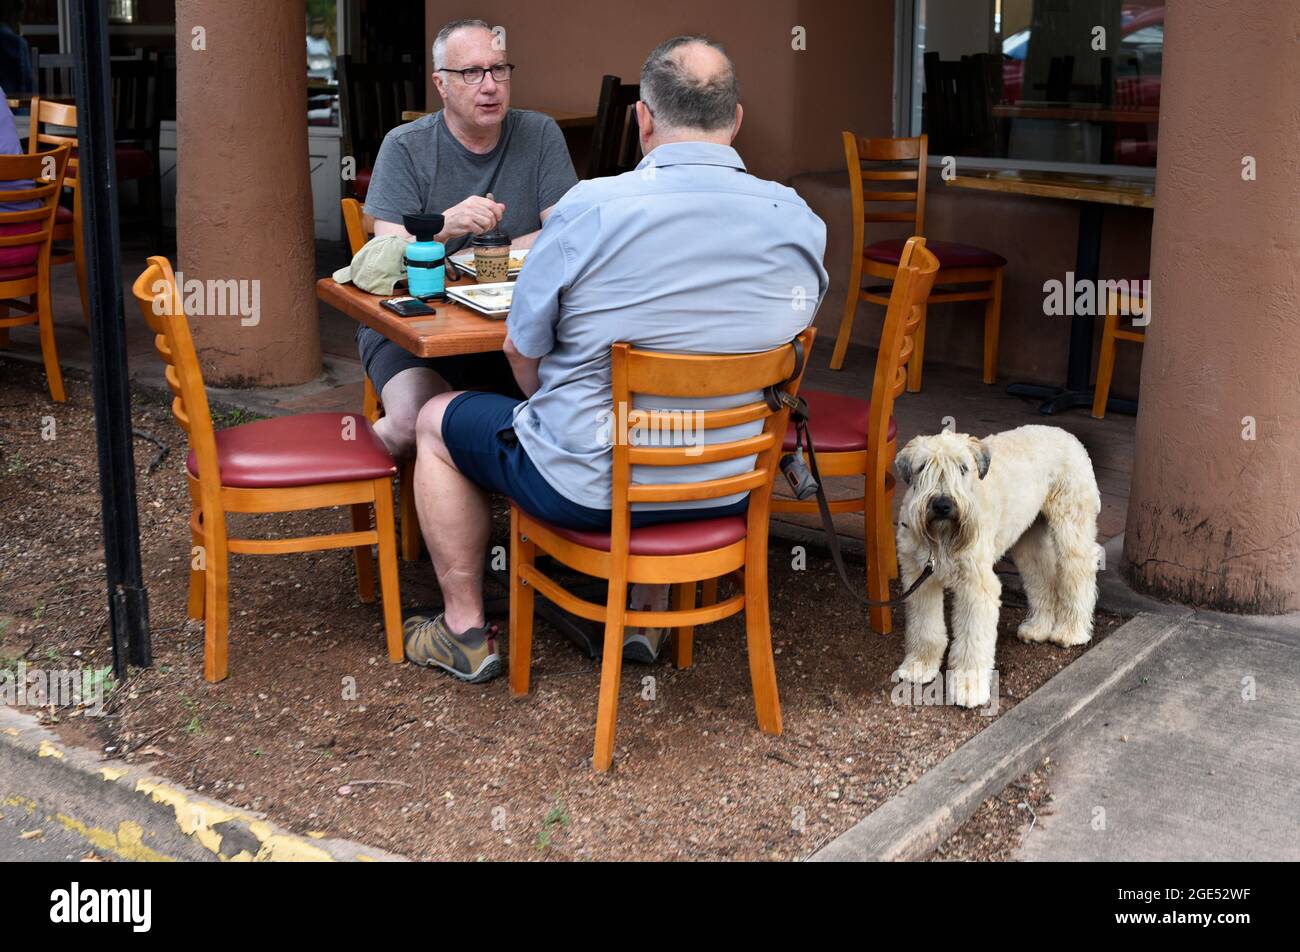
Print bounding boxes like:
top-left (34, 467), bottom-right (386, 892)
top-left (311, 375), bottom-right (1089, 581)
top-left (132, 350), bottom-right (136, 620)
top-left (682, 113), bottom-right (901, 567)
top-left (37, 741), bottom-right (64, 760)
top-left (2, 728), bottom-right (18, 736)
top-left (134, 778), bottom-right (243, 855)
top-left (307, 831), bottom-right (326, 839)
top-left (99, 767), bottom-right (128, 782)
top-left (3, 796), bottom-right (170, 862)
top-left (247, 820), bottom-right (335, 862)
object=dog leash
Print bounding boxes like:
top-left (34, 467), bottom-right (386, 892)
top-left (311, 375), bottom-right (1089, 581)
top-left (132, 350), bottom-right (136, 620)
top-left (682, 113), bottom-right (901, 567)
top-left (766, 355), bottom-right (934, 608)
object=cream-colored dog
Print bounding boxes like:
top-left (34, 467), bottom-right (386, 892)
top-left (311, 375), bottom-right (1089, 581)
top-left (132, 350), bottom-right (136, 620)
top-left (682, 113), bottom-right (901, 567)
top-left (892, 425), bottom-right (1101, 708)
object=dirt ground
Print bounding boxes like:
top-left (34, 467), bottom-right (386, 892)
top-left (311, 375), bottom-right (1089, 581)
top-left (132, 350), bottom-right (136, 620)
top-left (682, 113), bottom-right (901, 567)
top-left (0, 358), bottom-right (1128, 861)
top-left (928, 759), bottom-right (1056, 861)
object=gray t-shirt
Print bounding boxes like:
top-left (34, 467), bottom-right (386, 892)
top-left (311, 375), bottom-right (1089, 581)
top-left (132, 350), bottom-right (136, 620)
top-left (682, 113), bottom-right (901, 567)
top-left (363, 109), bottom-right (578, 254)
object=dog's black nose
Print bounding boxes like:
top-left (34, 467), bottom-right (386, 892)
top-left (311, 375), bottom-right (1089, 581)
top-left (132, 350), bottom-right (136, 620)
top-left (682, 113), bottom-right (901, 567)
top-left (929, 496), bottom-right (956, 519)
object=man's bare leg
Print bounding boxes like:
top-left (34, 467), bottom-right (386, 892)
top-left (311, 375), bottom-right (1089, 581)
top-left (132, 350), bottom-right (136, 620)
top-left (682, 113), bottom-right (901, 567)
top-left (413, 391), bottom-right (490, 632)
top-left (373, 367), bottom-right (448, 460)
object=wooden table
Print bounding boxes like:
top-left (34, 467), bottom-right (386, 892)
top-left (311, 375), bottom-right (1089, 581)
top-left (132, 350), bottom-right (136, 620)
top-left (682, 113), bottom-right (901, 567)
top-left (316, 275), bottom-right (506, 358)
top-left (400, 107), bottom-right (597, 130)
top-left (945, 169), bottom-right (1154, 415)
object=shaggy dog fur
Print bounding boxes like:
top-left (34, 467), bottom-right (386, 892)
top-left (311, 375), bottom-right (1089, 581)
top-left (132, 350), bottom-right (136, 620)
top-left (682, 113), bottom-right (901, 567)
top-left (892, 425), bottom-right (1101, 708)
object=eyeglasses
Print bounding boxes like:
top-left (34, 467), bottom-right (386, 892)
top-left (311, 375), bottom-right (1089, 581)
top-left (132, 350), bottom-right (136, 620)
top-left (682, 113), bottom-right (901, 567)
top-left (438, 63), bottom-right (515, 85)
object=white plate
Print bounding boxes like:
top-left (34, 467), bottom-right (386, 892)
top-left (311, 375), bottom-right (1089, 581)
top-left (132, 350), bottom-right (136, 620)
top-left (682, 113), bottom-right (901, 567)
top-left (449, 248), bottom-right (528, 278)
top-left (447, 281), bottom-right (513, 318)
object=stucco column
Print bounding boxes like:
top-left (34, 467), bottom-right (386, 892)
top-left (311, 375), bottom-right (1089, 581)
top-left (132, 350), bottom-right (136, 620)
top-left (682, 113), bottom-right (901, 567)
top-left (1122, 0), bottom-right (1300, 612)
top-left (173, 0), bottom-right (321, 386)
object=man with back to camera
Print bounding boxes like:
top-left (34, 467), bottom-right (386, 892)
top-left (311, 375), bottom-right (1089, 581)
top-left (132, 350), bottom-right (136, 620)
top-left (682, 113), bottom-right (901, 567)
top-left (400, 35), bottom-right (829, 683)
top-left (357, 17), bottom-right (578, 461)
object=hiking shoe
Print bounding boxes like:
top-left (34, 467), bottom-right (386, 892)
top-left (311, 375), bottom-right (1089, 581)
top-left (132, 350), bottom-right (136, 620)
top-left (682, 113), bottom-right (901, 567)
top-left (404, 612), bottom-right (502, 683)
top-left (623, 583), bottom-right (671, 663)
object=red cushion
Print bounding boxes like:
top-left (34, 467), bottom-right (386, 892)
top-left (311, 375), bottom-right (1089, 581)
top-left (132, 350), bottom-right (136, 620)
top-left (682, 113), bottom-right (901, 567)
top-left (0, 263), bottom-right (36, 282)
top-left (0, 221), bottom-right (41, 268)
top-left (353, 168), bottom-right (372, 200)
top-left (782, 390), bottom-right (896, 453)
top-left (187, 413), bottom-right (396, 489)
top-left (115, 145), bottom-right (155, 181)
top-left (55, 205), bottom-right (73, 224)
top-left (864, 237), bottom-right (1006, 269)
top-left (544, 515), bottom-right (748, 556)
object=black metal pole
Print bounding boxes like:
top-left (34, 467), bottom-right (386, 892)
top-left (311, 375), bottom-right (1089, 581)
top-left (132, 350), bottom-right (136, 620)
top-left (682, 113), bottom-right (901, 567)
top-left (69, 0), bottom-right (151, 677)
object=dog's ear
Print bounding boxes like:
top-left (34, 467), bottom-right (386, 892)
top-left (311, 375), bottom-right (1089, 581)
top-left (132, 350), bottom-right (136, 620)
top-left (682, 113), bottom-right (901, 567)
top-left (895, 445), bottom-right (916, 486)
top-left (970, 438), bottom-right (992, 479)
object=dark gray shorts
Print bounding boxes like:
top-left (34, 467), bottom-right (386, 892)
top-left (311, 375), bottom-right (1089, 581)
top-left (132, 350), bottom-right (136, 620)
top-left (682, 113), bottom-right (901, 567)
top-left (356, 326), bottom-right (522, 398)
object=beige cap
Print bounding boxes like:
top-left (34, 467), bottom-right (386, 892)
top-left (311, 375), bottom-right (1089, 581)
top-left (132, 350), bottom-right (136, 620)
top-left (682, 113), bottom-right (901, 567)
top-left (332, 234), bottom-right (409, 295)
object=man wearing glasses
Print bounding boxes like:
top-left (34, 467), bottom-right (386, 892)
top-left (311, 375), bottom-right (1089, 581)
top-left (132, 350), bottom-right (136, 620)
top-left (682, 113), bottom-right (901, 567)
top-left (358, 17), bottom-right (578, 461)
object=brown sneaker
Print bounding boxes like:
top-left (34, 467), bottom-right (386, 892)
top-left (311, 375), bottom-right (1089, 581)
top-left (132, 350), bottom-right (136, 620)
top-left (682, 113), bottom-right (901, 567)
top-left (403, 612), bottom-right (502, 683)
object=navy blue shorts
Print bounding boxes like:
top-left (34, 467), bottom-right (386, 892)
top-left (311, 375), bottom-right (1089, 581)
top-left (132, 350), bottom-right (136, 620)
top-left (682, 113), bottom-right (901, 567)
top-left (440, 391), bottom-right (748, 533)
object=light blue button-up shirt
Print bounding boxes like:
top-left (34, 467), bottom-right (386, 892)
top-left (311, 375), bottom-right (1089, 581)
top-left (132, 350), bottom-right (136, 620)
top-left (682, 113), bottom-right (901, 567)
top-left (506, 141), bottom-right (829, 511)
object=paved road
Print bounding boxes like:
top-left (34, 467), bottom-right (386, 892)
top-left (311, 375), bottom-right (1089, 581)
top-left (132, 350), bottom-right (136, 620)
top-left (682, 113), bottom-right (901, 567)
top-left (0, 801), bottom-right (114, 861)
top-left (1017, 613), bottom-right (1300, 860)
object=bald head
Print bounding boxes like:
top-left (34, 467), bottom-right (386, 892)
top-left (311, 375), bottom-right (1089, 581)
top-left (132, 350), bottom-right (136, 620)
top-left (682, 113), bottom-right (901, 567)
top-left (639, 36), bottom-right (739, 135)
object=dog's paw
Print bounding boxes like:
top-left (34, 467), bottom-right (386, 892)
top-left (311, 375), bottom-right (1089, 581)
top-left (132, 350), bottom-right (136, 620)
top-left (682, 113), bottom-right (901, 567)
top-left (893, 657), bottom-right (941, 685)
top-left (1049, 628), bottom-right (1092, 648)
top-left (1016, 617), bottom-right (1054, 643)
top-left (948, 668), bottom-right (991, 708)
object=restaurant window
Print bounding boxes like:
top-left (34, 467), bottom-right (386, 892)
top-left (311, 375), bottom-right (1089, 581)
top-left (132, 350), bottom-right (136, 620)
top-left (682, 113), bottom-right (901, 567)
top-left (901, 0), bottom-right (1162, 174)
top-left (307, 0), bottom-right (339, 127)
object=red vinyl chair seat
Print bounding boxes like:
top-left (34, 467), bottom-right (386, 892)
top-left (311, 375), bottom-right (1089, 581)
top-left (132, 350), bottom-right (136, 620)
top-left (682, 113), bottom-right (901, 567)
top-left (782, 390), bottom-right (896, 453)
top-left (187, 413), bottom-right (396, 489)
top-left (543, 515), bottom-right (748, 556)
top-left (864, 237), bottom-right (1006, 270)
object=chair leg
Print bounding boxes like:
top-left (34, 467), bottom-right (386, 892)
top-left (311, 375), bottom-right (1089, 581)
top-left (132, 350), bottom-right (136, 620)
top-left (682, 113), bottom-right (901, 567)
top-left (872, 477), bottom-right (900, 582)
top-left (36, 288), bottom-right (65, 403)
top-left (866, 494), bottom-right (894, 635)
top-left (187, 486), bottom-right (205, 621)
top-left (982, 267), bottom-right (1003, 385)
top-left (906, 301), bottom-right (928, 394)
top-left (203, 536), bottom-right (230, 683)
top-left (830, 284), bottom-right (865, 371)
top-left (362, 376), bottom-right (380, 424)
top-left (743, 550), bottom-right (782, 735)
top-left (371, 477), bottom-right (404, 663)
top-left (399, 462), bottom-right (421, 561)
top-left (0, 304), bottom-right (8, 349)
top-left (508, 507), bottom-right (536, 696)
top-left (350, 503), bottom-right (376, 603)
top-left (671, 582), bottom-right (696, 670)
top-left (701, 576), bottom-right (718, 608)
top-left (1092, 310), bottom-right (1121, 419)
top-left (593, 573), bottom-right (629, 772)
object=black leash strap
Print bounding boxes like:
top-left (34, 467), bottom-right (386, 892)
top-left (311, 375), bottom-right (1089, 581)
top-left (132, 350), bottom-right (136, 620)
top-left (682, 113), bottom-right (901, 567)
top-left (791, 412), bottom-right (934, 608)
top-left (767, 340), bottom-right (934, 608)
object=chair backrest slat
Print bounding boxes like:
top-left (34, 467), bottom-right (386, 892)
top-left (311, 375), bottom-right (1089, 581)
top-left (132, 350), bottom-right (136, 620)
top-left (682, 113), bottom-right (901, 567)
top-left (28, 99), bottom-right (80, 190)
top-left (607, 328), bottom-right (816, 552)
top-left (131, 257), bottom-right (220, 493)
top-left (867, 237), bottom-right (940, 469)
top-left (341, 197), bottom-right (368, 255)
top-left (0, 146), bottom-right (70, 266)
top-left (844, 132), bottom-right (929, 233)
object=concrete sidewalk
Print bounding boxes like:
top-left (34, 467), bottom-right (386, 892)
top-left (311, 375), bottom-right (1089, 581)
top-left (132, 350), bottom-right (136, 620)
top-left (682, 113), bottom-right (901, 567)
top-left (1016, 611), bottom-right (1300, 860)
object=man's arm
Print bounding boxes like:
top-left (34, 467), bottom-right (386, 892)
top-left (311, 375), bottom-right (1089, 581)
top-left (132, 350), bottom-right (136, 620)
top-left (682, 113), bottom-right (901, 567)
top-left (503, 336), bottom-right (541, 397)
top-left (509, 203), bottom-right (558, 250)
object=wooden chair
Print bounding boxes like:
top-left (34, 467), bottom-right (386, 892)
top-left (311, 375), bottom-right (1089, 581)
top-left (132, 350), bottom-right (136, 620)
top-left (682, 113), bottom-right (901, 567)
top-left (509, 328), bottom-right (816, 772)
top-left (772, 236), bottom-right (940, 634)
top-left (586, 75), bottom-right (640, 179)
top-left (27, 98), bottom-right (88, 325)
top-left (341, 196), bottom-right (422, 562)
top-left (110, 54), bottom-right (165, 244)
top-left (337, 54), bottom-right (425, 200)
top-left (0, 145), bottom-right (71, 402)
top-left (830, 133), bottom-right (1005, 394)
top-left (1091, 280), bottom-right (1147, 419)
top-left (130, 256), bottom-right (404, 683)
